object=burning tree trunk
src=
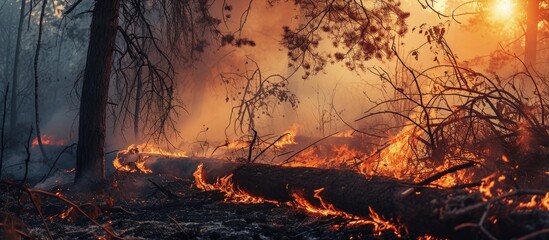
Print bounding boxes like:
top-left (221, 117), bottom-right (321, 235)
top-left (230, 164), bottom-right (489, 238)
top-left (127, 155), bottom-right (548, 238)
top-left (75, 0), bottom-right (121, 186)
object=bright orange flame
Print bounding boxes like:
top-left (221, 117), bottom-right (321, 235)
top-left (274, 124), bottom-right (299, 148)
top-left (32, 135), bottom-right (67, 147)
top-left (517, 193), bottom-right (549, 210)
top-left (518, 196), bottom-right (538, 209)
top-left (359, 125), bottom-right (424, 181)
top-left (480, 173), bottom-right (497, 199)
top-left (125, 143), bottom-right (187, 157)
top-left (289, 144), bottom-right (363, 169)
top-left (542, 193), bottom-right (549, 211)
top-left (113, 144), bottom-right (183, 174)
top-left (192, 163), bottom-right (217, 191)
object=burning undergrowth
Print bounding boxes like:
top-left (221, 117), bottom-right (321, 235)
top-left (2, 54), bottom-right (549, 239)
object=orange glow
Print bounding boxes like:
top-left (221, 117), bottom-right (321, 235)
top-left (501, 155), bottom-right (509, 163)
top-left (333, 130), bottom-right (355, 138)
top-left (32, 135), bottom-right (67, 147)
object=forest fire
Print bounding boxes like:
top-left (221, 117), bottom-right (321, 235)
top-left (3, 0), bottom-right (549, 238)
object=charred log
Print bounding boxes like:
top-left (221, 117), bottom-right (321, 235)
top-left (137, 156), bottom-right (549, 238)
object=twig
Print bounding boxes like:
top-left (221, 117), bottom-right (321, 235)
top-left (0, 181), bottom-right (124, 239)
top-left (33, 0), bottom-right (49, 162)
top-left (516, 228), bottom-right (549, 240)
top-left (247, 129), bottom-right (257, 163)
top-left (168, 216), bottom-right (183, 231)
top-left (148, 179), bottom-right (181, 200)
top-left (63, 0), bottom-right (82, 15)
top-left (452, 189), bottom-right (548, 240)
top-left (418, 161), bottom-right (476, 185)
top-left (252, 133), bottom-right (289, 163)
top-left (28, 187), bottom-right (54, 240)
top-left (22, 126), bottom-right (33, 185)
top-left (39, 143), bottom-right (77, 183)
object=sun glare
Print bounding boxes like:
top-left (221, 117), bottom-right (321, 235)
top-left (491, 0), bottom-right (515, 21)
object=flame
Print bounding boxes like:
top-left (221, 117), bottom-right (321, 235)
top-left (192, 163), bottom-right (275, 204)
top-left (480, 173), bottom-right (497, 199)
top-left (112, 144), bottom-right (184, 174)
top-left (224, 124), bottom-right (299, 152)
top-left (274, 124), bottom-right (299, 148)
top-left (518, 196), bottom-right (538, 209)
top-left (124, 143), bottom-right (188, 157)
top-left (289, 144), bottom-right (363, 169)
top-left (291, 188), bottom-right (403, 237)
top-left (542, 193), bottom-right (549, 211)
top-left (368, 206), bottom-right (402, 237)
top-left (517, 193), bottom-right (549, 210)
top-left (192, 163), bottom-right (217, 191)
top-left (359, 125), bottom-right (423, 181)
top-left (112, 155), bottom-right (152, 174)
top-left (32, 135), bottom-right (67, 147)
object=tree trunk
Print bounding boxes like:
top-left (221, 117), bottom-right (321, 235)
top-left (134, 66), bottom-right (142, 142)
top-left (3, 22), bottom-right (13, 88)
top-left (75, 0), bottom-right (120, 186)
top-left (10, 0), bottom-right (26, 134)
top-left (129, 155), bottom-right (549, 238)
top-left (524, 0), bottom-right (539, 67)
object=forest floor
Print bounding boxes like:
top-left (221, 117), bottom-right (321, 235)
top-left (5, 172), bottom-right (406, 240)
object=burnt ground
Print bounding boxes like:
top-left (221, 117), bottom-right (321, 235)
top-left (1, 172), bottom-right (408, 240)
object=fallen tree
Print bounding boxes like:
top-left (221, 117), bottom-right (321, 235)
top-left (117, 153), bottom-right (549, 239)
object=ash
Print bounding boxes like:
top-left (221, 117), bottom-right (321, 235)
top-left (3, 173), bottom-right (402, 240)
